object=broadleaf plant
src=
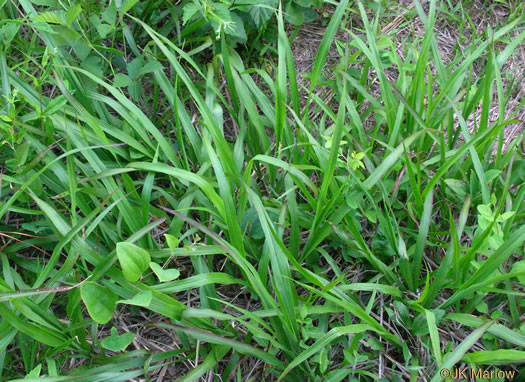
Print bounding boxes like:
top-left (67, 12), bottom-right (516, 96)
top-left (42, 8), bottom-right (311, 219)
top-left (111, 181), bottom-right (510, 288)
top-left (80, 282), bottom-right (118, 325)
top-left (116, 242), bottom-right (151, 283)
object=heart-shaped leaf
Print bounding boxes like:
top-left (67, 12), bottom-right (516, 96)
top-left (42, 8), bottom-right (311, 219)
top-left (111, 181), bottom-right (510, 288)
top-left (80, 282), bottom-right (118, 324)
top-left (117, 242), bottom-right (151, 283)
top-left (117, 290), bottom-right (152, 307)
top-left (164, 234), bottom-right (179, 250)
top-left (101, 327), bottom-right (135, 352)
top-left (149, 262), bottom-right (180, 282)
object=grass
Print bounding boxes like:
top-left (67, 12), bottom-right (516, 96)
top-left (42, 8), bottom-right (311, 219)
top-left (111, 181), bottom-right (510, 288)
top-left (0, 0), bottom-right (524, 380)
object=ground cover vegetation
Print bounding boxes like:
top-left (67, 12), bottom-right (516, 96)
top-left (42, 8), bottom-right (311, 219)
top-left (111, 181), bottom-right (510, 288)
top-left (0, 0), bottom-right (524, 380)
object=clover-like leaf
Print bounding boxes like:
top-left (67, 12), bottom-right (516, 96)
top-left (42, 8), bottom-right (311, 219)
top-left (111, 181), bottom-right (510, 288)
top-left (116, 242), bottom-right (151, 283)
top-left (80, 282), bottom-right (118, 324)
top-left (101, 327), bottom-right (135, 352)
top-left (149, 262), bottom-right (180, 282)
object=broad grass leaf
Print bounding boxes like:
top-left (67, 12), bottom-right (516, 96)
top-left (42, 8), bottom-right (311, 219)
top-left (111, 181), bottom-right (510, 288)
top-left (463, 350), bottom-right (525, 365)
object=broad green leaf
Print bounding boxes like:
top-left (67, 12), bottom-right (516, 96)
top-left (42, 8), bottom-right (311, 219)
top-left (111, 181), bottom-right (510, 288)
top-left (32, 11), bottom-right (62, 24)
top-left (138, 60), bottom-right (163, 76)
top-left (65, 4), bottom-right (82, 25)
top-left (116, 242), bottom-right (151, 283)
top-left (113, 73), bottom-right (132, 88)
top-left (164, 234), bottom-right (179, 250)
top-left (1, 23), bottom-right (21, 46)
top-left (249, 0), bottom-right (276, 27)
top-left (101, 6), bottom-right (116, 25)
top-left (226, 13), bottom-right (247, 42)
top-left (122, 0), bottom-right (139, 12)
top-left (96, 23), bottom-right (112, 38)
top-left (285, 2), bottom-right (304, 26)
top-left (183, 3), bottom-right (201, 25)
top-left (80, 282), bottom-right (118, 324)
top-left (149, 262), bottom-right (180, 282)
top-left (101, 328), bottom-right (135, 352)
top-left (117, 290), bottom-right (152, 307)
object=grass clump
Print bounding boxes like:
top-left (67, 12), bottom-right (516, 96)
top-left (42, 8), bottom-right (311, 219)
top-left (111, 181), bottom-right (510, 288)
top-left (0, 0), bottom-right (524, 380)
